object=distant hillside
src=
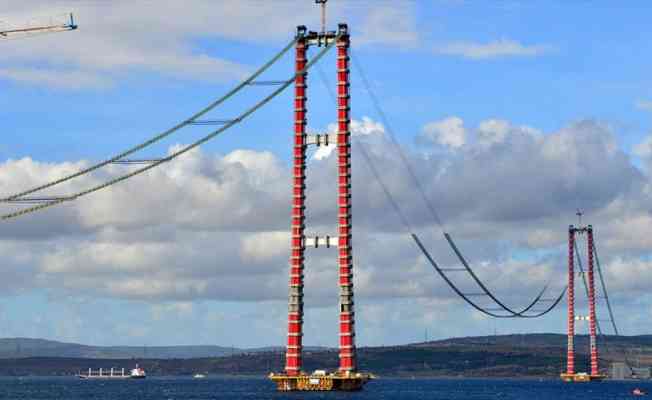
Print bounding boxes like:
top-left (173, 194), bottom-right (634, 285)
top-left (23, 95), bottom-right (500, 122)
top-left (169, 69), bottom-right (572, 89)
top-left (0, 334), bottom-right (649, 377)
top-left (0, 338), bottom-right (240, 359)
top-left (0, 338), bottom-right (327, 360)
top-left (0, 334), bottom-right (652, 378)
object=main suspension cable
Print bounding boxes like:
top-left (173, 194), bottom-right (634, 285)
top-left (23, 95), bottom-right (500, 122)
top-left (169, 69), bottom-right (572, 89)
top-left (1, 36), bottom-right (338, 221)
top-left (315, 54), bottom-right (565, 318)
top-left (350, 51), bottom-right (444, 228)
top-left (1, 37), bottom-right (299, 202)
top-left (443, 232), bottom-right (562, 317)
top-left (349, 50), bottom-right (565, 318)
top-left (413, 233), bottom-right (566, 318)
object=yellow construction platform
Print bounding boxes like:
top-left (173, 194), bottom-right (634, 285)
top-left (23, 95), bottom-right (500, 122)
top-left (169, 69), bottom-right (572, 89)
top-left (269, 372), bottom-right (374, 391)
top-left (560, 373), bottom-right (607, 382)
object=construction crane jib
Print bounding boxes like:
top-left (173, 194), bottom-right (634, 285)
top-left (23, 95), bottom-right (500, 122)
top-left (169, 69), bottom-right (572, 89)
top-left (0, 13), bottom-right (77, 39)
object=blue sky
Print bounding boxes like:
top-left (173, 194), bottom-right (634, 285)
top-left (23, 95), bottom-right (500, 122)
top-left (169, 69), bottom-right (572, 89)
top-left (1, 1), bottom-right (652, 349)
top-left (4, 1), bottom-right (652, 162)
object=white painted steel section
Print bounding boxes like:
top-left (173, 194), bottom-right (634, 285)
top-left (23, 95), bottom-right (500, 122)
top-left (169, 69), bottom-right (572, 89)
top-left (304, 235), bottom-right (338, 248)
top-left (306, 133), bottom-right (338, 146)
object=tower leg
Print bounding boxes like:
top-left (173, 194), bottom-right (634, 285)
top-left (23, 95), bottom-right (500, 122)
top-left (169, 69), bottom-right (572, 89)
top-left (566, 226), bottom-right (575, 375)
top-left (285, 27), bottom-right (308, 376)
top-left (336, 24), bottom-right (356, 373)
top-left (587, 226), bottom-right (599, 376)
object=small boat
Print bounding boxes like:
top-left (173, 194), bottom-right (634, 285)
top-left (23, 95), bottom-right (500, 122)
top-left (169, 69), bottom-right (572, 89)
top-left (130, 365), bottom-right (146, 379)
top-left (633, 388), bottom-right (647, 396)
top-left (193, 373), bottom-right (207, 379)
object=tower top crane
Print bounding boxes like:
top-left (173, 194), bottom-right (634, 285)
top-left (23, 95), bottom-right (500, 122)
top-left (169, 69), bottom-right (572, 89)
top-left (0, 13), bottom-right (77, 39)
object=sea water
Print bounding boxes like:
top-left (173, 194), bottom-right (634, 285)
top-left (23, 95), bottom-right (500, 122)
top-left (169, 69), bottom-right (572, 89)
top-left (0, 376), bottom-right (647, 400)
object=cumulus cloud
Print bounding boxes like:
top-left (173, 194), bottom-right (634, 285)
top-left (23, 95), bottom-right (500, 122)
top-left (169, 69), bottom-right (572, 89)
top-left (355, 3), bottom-right (419, 48)
top-left (434, 39), bottom-right (552, 59)
top-left (1, 116), bottom-right (652, 343)
top-left (421, 116), bottom-right (466, 148)
top-left (313, 117), bottom-right (385, 160)
top-left (634, 135), bottom-right (652, 159)
top-left (0, 67), bottom-right (112, 90)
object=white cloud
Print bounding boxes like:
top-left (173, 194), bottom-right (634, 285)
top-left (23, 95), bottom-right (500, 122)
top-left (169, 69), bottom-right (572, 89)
top-left (0, 117), bottom-right (651, 346)
top-left (0, 68), bottom-right (112, 89)
top-left (240, 231), bottom-right (288, 263)
top-left (422, 116), bottom-right (466, 148)
top-left (477, 119), bottom-right (516, 146)
top-left (635, 100), bottom-right (652, 112)
top-left (633, 135), bottom-right (652, 159)
top-left (312, 116), bottom-right (385, 160)
top-left (151, 302), bottom-right (194, 321)
top-left (355, 3), bottom-right (419, 48)
top-left (434, 39), bottom-right (552, 59)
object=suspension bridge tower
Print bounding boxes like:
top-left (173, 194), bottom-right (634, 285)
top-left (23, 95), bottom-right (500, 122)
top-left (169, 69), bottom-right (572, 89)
top-left (560, 222), bottom-right (607, 382)
top-left (269, 2), bottom-right (373, 392)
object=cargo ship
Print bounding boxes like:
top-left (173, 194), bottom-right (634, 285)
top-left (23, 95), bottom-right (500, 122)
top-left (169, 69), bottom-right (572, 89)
top-left (78, 365), bottom-right (146, 379)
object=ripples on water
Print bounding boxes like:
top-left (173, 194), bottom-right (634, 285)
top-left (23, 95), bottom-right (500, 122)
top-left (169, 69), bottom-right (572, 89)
top-left (0, 377), bottom-right (649, 399)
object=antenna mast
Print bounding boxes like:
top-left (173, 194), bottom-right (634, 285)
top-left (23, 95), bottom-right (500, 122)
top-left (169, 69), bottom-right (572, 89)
top-left (315, 0), bottom-right (327, 34)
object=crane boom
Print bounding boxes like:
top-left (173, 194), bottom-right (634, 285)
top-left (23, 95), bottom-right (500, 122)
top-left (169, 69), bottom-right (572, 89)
top-left (0, 13), bottom-right (77, 39)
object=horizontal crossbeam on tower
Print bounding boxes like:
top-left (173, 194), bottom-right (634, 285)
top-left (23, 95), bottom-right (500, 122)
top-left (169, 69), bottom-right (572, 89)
top-left (306, 134), bottom-right (337, 146)
top-left (304, 235), bottom-right (338, 248)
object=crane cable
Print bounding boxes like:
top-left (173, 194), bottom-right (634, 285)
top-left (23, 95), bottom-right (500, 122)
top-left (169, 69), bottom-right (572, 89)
top-left (0, 36), bottom-right (338, 221)
top-left (1, 37), bottom-right (299, 203)
top-left (349, 50), bottom-right (566, 318)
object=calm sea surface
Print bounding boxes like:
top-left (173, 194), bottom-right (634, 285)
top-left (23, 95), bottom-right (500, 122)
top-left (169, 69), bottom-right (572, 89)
top-left (0, 377), bottom-right (648, 400)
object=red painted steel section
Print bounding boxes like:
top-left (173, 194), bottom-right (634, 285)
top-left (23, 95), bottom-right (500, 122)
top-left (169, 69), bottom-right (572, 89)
top-left (587, 226), bottom-right (599, 376)
top-left (336, 27), bottom-right (356, 373)
top-left (567, 226), bottom-right (575, 375)
top-left (285, 32), bottom-right (308, 376)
